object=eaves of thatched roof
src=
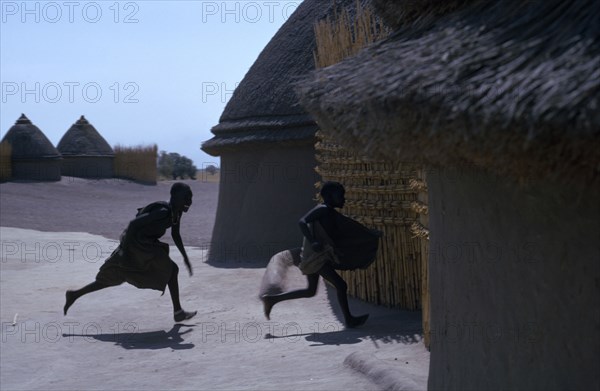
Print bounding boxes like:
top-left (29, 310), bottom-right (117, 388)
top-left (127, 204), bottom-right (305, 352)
top-left (297, 0), bottom-right (600, 182)
top-left (57, 116), bottom-right (114, 157)
top-left (202, 0), bottom-right (366, 156)
top-left (1, 114), bottom-right (61, 160)
top-left (202, 115), bottom-right (317, 153)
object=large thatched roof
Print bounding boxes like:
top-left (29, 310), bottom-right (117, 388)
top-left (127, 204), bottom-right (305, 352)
top-left (202, 0), bottom-right (365, 156)
top-left (57, 116), bottom-right (114, 157)
top-left (297, 0), bottom-right (600, 182)
top-left (1, 114), bottom-right (61, 160)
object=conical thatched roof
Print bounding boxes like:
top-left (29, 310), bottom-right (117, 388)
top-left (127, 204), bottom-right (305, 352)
top-left (57, 116), bottom-right (114, 157)
top-left (202, 0), bottom-right (366, 155)
top-left (1, 114), bottom-right (61, 160)
top-left (297, 0), bottom-right (600, 183)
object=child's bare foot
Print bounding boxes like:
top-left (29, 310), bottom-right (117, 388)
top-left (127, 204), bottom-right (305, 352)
top-left (261, 295), bottom-right (274, 320)
top-left (64, 290), bottom-right (76, 315)
top-left (346, 314), bottom-right (369, 328)
top-left (174, 309), bottom-right (197, 322)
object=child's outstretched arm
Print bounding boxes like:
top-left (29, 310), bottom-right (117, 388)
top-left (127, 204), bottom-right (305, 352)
top-left (172, 218), bottom-right (192, 276)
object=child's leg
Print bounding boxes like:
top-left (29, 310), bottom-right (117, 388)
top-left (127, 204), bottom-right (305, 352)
top-left (261, 273), bottom-right (319, 320)
top-left (167, 262), bottom-right (196, 322)
top-left (318, 264), bottom-right (368, 328)
top-left (168, 263), bottom-right (182, 312)
top-left (64, 281), bottom-right (109, 315)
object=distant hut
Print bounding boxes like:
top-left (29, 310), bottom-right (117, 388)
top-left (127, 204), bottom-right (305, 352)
top-left (298, 0), bottom-right (599, 390)
top-left (57, 116), bottom-right (114, 178)
top-left (1, 114), bottom-right (61, 181)
top-left (201, 0), bottom-right (364, 264)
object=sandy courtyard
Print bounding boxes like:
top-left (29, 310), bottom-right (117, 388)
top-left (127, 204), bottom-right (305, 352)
top-left (0, 178), bottom-right (429, 390)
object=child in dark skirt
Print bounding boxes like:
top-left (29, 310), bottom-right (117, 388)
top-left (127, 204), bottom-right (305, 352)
top-left (64, 182), bottom-right (197, 322)
top-left (261, 181), bottom-right (380, 328)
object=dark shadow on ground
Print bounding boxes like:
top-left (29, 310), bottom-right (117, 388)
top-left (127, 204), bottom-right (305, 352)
top-left (204, 258), bottom-right (269, 269)
top-left (62, 324), bottom-right (195, 350)
top-left (264, 312), bottom-right (421, 347)
top-left (324, 282), bottom-right (423, 344)
top-left (256, 258), bottom-right (423, 346)
top-left (262, 283), bottom-right (423, 347)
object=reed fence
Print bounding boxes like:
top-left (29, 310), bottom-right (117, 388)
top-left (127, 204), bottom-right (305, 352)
top-left (313, 0), bottom-right (430, 345)
top-left (316, 132), bottom-right (427, 310)
top-left (113, 144), bottom-right (158, 185)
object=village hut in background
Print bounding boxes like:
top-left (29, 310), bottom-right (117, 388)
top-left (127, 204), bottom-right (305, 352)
top-left (57, 115), bottom-right (114, 178)
top-left (201, 0), bottom-right (365, 264)
top-left (298, 0), bottom-right (599, 389)
top-left (1, 114), bottom-right (61, 181)
top-left (312, 1), bottom-right (430, 337)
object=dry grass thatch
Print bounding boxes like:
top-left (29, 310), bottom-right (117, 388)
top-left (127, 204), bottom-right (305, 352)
top-left (113, 144), bottom-right (157, 185)
top-left (0, 141), bottom-right (12, 181)
top-left (373, 0), bottom-right (474, 29)
top-left (299, 0), bottom-right (600, 185)
top-left (57, 116), bottom-right (114, 157)
top-left (202, 0), bottom-right (372, 156)
top-left (201, 0), bottom-right (336, 156)
top-left (1, 114), bottom-right (61, 160)
top-left (314, 0), bottom-right (390, 68)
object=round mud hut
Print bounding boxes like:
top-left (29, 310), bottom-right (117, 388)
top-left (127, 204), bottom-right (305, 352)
top-left (297, 0), bottom-right (600, 389)
top-left (57, 115), bottom-right (114, 178)
top-left (201, 0), bottom-right (364, 264)
top-left (1, 114), bottom-right (61, 181)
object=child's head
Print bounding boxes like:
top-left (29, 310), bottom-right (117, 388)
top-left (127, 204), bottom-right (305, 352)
top-left (320, 181), bottom-right (345, 208)
top-left (170, 182), bottom-right (193, 212)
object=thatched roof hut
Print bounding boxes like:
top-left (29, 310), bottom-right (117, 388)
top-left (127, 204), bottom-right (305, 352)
top-left (297, 0), bottom-right (599, 389)
top-left (1, 114), bottom-right (61, 181)
top-left (57, 115), bottom-right (114, 178)
top-left (299, 0), bottom-right (600, 183)
top-left (201, 0), bottom-right (365, 264)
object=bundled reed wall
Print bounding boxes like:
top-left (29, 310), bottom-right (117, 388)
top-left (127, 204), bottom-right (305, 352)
top-left (316, 133), bottom-right (427, 310)
top-left (312, 1), bottom-right (430, 341)
top-left (0, 141), bottom-right (11, 181)
top-left (411, 169), bottom-right (430, 346)
top-left (113, 144), bottom-right (158, 185)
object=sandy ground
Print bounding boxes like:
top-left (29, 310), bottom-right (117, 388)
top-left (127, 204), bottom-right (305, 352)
top-left (0, 178), bottom-right (429, 390)
top-left (0, 177), bottom-right (218, 247)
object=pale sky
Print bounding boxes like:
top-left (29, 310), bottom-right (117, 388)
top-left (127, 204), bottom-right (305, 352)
top-left (0, 0), bottom-right (302, 167)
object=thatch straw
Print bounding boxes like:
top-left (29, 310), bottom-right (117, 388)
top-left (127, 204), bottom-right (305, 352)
top-left (0, 141), bottom-right (11, 181)
top-left (373, 0), bottom-right (474, 29)
top-left (1, 114), bottom-right (61, 160)
top-left (314, 1), bottom-right (390, 68)
top-left (57, 116), bottom-right (114, 157)
top-left (113, 144), bottom-right (157, 185)
top-left (298, 0), bottom-right (600, 185)
top-left (201, 0), bottom-right (378, 156)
